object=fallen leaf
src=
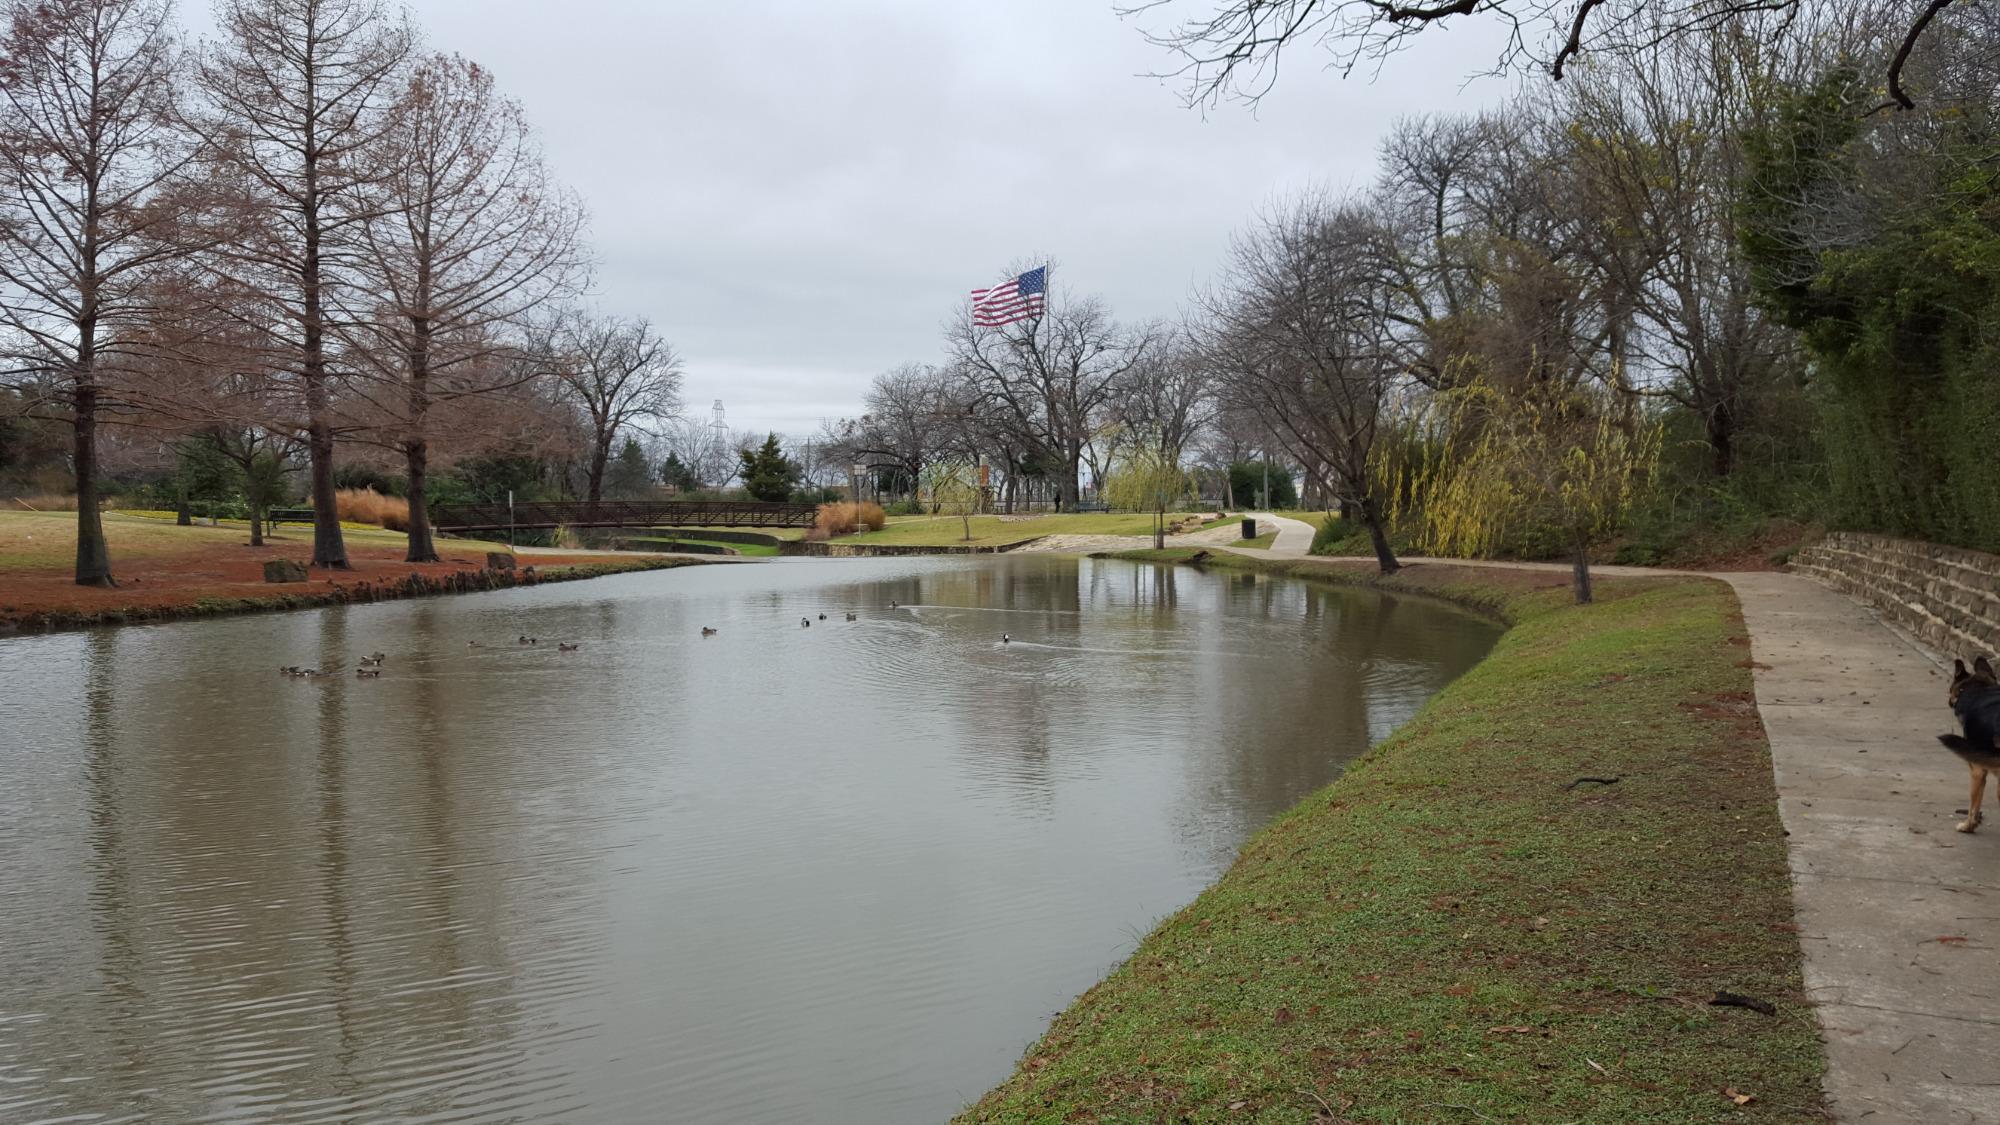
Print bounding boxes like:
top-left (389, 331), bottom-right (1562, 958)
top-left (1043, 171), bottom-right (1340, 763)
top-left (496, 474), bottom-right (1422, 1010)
top-left (1934, 935), bottom-right (1970, 946)
top-left (1724, 1086), bottom-right (1756, 1106)
top-left (1586, 1058), bottom-right (1608, 1075)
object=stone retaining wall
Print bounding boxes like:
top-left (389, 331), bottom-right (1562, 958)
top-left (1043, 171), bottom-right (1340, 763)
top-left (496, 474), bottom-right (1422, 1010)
top-left (1791, 531), bottom-right (2000, 657)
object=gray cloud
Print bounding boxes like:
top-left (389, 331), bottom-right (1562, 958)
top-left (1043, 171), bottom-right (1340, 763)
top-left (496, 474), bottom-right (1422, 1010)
top-left (215, 0), bottom-right (1517, 435)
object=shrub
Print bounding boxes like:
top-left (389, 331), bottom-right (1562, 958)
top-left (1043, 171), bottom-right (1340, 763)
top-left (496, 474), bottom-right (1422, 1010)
top-left (334, 487), bottom-right (410, 531)
top-left (813, 500), bottom-right (887, 536)
top-left (8, 493), bottom-right (79, 511)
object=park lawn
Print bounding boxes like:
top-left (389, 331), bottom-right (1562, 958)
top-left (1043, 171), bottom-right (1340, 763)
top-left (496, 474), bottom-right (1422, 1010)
top-left (963, 550), bottom-right (1823, 1123)
top-left (654, 524), bottom-right (807, 542)
top-left (623, 535), bottom-right (781, 557)
top-left (1232, 531), bottom-right (1278, 549)
top-left (0, 510), bottom-right (690, 630)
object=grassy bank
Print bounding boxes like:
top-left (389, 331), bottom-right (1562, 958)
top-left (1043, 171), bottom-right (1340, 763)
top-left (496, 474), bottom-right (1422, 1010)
top-left (0, 511), bottom-right (706, 632)
top-left (963, 551), bottom-right (1822, 1123)
top-left (844, 512), bottom-right (1229, 549)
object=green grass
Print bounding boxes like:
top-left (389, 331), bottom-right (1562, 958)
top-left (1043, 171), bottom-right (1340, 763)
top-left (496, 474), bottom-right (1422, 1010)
top-left (849, 512), bottom-right (1227, 548)
top-left (963, 552), bottom-right (1823, 1123)
top-left (653, 524), bottom-right (807, 542)
top-left (1231, 531), bottom-right (1278, 549)
top-left (623, 535), bottom-right (780, 557)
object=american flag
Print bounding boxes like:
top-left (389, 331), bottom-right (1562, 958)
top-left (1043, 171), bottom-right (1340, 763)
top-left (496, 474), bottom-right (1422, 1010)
top-left (970, 266), bottom-right (1047, 327)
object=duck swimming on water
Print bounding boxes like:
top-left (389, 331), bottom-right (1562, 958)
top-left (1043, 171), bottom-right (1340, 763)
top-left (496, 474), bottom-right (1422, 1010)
top-left (701, 627), bottom-right (718, 636)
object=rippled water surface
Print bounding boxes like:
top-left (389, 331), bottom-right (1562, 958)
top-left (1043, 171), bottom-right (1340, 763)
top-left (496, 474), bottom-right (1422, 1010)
top-left (0, 555), bottom-right (1498, 1123)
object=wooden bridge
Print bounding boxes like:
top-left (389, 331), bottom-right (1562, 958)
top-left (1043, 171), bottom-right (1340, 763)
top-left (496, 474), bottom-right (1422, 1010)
top-left (429, 499), bottom-right (820, 533)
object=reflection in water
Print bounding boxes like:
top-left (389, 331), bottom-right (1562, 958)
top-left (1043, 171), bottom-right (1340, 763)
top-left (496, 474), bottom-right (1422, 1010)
top-left (0, 556), bottom-right (1497, 1123)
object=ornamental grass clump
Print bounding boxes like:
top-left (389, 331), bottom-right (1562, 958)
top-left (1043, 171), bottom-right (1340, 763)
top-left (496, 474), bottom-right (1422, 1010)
top-left (813, 501), bottom-right (886, 537)
top-left (333, 487), bottom-right (410, 531)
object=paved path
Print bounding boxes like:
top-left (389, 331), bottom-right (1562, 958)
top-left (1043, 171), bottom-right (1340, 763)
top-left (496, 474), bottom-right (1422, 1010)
top-left (1242, 511), bottom-right (1315, 556)
top-left (1720, 572), bottom-right (1999, 1123)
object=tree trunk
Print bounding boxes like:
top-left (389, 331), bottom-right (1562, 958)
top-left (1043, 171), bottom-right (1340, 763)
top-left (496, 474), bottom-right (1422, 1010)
top-left (1360, 495), bottom-right (1400, 574)
top-left (1153, 508), bottom-right (1165, 550)
top-left (72, 383), bottom-right (113, 587)
top-left (305, 403), bottom-right (346, 567)
top-left (1057, 448), bottom-right (1081, 512)
top-left (404, 327), bottom-right (438, 562)
top-left (176, 492), bottom-right (190, 525)
top-left (586, 439), bottom-right (610, 505)
top-left (1707, 400), bottom-right (1735, 477)
top-left (301, 154), bottom-right (346, 568)
top-left (249, 504), bottom-right (264, 547)
top-left (1571, 537), bottom-right (1594, 605)
top-left (405, 441), bottom-right (437, 562)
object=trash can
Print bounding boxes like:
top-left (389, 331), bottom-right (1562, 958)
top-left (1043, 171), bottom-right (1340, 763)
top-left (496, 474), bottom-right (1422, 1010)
top-left (1241, 517), bottom-right (1258, 540)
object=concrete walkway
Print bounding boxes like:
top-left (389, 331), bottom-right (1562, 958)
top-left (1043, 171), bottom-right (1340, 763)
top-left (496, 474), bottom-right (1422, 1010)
top-left (1721, 572), bottom-right (1999, 1124)
top-left (1241, 511), bottom-right (1316, 557)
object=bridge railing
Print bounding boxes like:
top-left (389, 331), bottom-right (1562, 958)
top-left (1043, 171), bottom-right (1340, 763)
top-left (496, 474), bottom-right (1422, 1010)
top-left (430, 499), bottom-right (820, 532)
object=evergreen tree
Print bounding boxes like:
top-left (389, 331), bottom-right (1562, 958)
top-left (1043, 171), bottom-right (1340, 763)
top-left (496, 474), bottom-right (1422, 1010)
top-left (605, 436), bottom-right (653, 498)
top-left (738, 433), bottom-right (800, 502)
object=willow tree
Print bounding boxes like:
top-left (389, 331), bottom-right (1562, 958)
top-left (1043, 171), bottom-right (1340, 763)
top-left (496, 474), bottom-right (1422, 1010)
top-left (922, 458), bottom-right (982, 542)
top-left (1391, 380), bottom-right (1658, 603)
top-left (1104, 445), bottom-right (1190, 550)
top-left (0, 0), bottom-right (201, 586)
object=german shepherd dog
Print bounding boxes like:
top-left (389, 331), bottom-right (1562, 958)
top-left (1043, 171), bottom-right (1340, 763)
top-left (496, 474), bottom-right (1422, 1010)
top-left (1941, 656), bottom-right (2000, 832)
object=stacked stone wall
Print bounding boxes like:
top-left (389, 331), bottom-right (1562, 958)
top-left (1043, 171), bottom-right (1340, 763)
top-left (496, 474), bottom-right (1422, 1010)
top-left (1792, 532), bottom-right (2000, 657)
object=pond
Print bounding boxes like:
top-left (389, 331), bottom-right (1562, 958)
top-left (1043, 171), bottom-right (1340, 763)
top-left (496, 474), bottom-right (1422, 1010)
top-left (0, 555), bottom-right (1499, 1123)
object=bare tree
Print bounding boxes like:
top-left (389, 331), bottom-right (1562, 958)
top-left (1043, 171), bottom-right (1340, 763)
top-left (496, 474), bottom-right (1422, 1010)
top-left (195, 0), bottom-right (413, 567)
top-left (344, 53), bottom-right (586, 561)
top-left (1551, 29), bottom-right (1798, 474)
top-left (948, 281), bottom-right (1150, 510)
top-left (1109, 329), bottom-right (1215, 462)
top-left (0, 0), bottom-right (200, 586)
top-left (1205, 192), bottom-right (1405, 572)
top-left (1126, 0), bottom-right (1944, 111)
top-left (538, 310), bottom-right (682, 503)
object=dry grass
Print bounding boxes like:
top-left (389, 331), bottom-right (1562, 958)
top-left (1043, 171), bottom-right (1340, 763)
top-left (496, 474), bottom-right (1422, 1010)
top-left (333, 487), bottom-right (409, 531)
top-left (7, 493), bottom-right (79, 512)
top-left (813, 500), bottom-right (887, 538)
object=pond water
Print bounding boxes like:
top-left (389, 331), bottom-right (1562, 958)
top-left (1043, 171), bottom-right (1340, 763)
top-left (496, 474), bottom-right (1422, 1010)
top-left (0, 555), bottom-right (1498, 1123)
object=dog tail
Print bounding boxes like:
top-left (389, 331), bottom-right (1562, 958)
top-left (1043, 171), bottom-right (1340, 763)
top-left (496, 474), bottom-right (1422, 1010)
top-left (1939, 734), bottom-right (2000, 768)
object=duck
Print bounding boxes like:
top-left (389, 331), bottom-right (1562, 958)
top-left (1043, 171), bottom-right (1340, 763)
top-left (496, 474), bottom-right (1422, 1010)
top-left (700, 627), bottom-right (718, 636)
top-left (1003, 634), bottom-right (1011, 644)
top-left (280, 665), bottom-right (300, 675)
top-left (890, 600), bottom-right (899, 609)
top-left (518, 635), bottom-right (537, 646)
top-left (557, 642), bottom-right (580, 652)
top-left (359, 654), bottom-right (384, 667)
top-left (845, 612), bottom-right (856, 622)
top-left (468, 640), bottom-right (482, 647)
top-left (367, 651), bottom-right (386, 662)
top-left (818, 613), bottom-right (826, 620)
top-left (355, 667), bottom-right (381, 678)
top-left (800, 617), bottom-right (811, 628)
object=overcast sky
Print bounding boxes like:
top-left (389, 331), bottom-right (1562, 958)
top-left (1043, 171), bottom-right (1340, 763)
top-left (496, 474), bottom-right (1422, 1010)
top-left (200, 1), bottom-right (1518, 437)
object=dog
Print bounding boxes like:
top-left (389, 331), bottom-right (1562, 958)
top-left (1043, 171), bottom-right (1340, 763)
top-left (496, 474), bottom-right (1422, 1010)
top-left (1940, 656), bottom-right (2000, 832)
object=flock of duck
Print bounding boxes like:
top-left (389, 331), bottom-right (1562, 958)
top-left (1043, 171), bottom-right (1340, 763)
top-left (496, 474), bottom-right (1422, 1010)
top-left (735, 602), bottom-right (1010, 643)
top-left (279, 603), bottom-right (1014, 680)
top-left (281, 635), bottom-right (580, 679)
